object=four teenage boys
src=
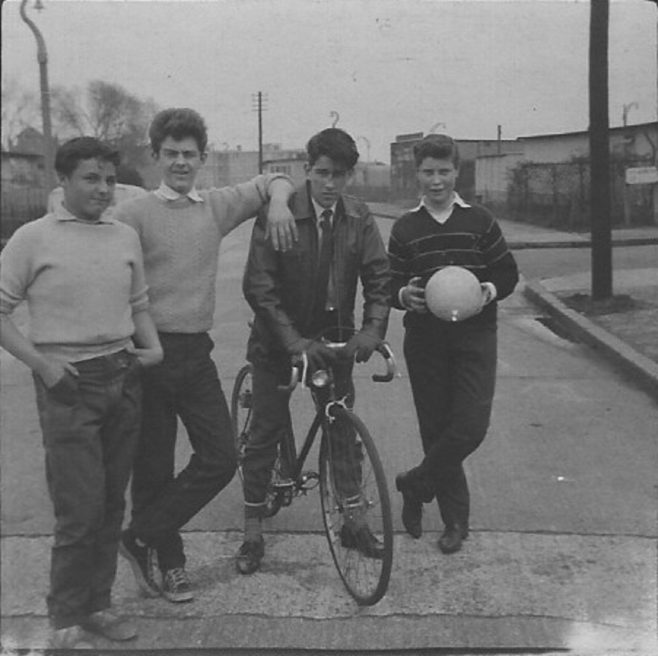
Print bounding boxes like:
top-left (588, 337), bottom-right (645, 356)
top-left (0, 137), bottom-right (163, 650)
top-left (1, 119), bottom-right (517, 644)
top-left (388, 134), bottom-right (519, 554)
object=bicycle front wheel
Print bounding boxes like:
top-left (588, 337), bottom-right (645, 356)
top-left (230, 363), bottom-right (254, 480)
top-left (319, 407), bottom-right (393, 606)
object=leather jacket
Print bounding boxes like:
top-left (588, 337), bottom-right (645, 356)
top-left (243, 182), bottom-right (391, 368)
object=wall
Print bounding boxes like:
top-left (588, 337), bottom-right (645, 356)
top-left (1, 152), bottom-right (48, 241)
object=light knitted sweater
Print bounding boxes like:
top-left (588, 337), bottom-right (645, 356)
top-left (0, 209), bottom-right (149, 362)
top-left (113, 175), bottom-right (284, 333)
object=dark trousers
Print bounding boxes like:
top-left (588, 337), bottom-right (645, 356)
top-left (242, 358), bottom-right (356, 506)
top-left (33, 350), bottom-right (141, 629)
top-left (403, 319), bottom-right (497, 528)
top-left (129, 333), bottom-right (236, 571)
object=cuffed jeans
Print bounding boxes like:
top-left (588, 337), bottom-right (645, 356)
top-left (403, 319), bottom-right (497, 529)
top-left (33, 349), bottom-right (141, 629)
top-left (129, 333), bottom-right (236, 571)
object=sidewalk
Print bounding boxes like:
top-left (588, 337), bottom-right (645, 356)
top-left (370, 202), bottom-right (658, 400)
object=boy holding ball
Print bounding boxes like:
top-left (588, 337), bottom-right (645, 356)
top-left (387, 134), bottom-right (518, 553)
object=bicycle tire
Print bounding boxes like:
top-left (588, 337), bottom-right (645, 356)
top-left (229, 362), bottom-right (288, 518)
top-left (319, 407), bottom-right (393, 606)
top-left (230, 363), bottom-right (254, 480)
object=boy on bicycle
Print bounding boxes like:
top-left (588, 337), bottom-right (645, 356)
top-left (237, 128), bottom-right (391, 574)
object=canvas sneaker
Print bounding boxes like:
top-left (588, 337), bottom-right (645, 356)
top-left (162, 567), bottom-right (194, 603)
top-left (119, 529), bottom-right (161, 597)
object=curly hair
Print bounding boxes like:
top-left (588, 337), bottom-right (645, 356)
top-left (54, 137), bottom-right (120, 177)
top-left (413, 134), bottom-right (460, 169)
top-left (149, 107), bottom-right (208, 154)
top-left (306, 128), bottom-right (359, 169)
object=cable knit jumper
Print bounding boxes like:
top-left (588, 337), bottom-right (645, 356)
top-left (113, 176), bottom-right (284, 333)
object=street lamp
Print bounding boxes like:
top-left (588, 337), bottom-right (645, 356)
top-left (428, 122), bottom-right (446, 134)
top-left (20, 0), bottom-right (56, 192)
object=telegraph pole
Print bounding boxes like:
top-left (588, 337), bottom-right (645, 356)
top-left (251, 91), bottom-right (267, 174)
top-left (589, 0), bottom-right (612, 300)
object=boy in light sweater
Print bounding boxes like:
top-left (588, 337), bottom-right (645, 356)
top-left (0, 137), bottom-right (163, 650)
top-left (113, 108), bottom-right (296, 603)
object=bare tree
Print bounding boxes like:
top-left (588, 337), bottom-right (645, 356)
top-left (1, 77), bottom-right (40, 148)
top-left (50, 79), bottom-right (159, 181)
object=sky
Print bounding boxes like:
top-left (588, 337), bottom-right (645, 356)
top-left (2, 0), bottom-right (656, 163)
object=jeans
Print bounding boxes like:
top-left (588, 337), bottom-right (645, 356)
top-left (33, 349), bottom-right (141, 629)
top-left (129, 333), bottom-right (236, 571)
top-left (241, 357), bottom-right (358, 506)
top-left (404, 319), bottom-right (497, 528)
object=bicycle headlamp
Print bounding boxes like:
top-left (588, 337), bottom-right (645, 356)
top-left (311, 369), bottom-right (330, 388)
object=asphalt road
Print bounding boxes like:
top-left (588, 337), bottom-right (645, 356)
top-left (1, 215), bottom-right (657, 653)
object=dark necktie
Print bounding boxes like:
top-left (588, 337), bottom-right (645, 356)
top-left (315, 209), bottom-right (333, 314)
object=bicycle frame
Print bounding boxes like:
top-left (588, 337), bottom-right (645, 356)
top-left (275, 342), bottom-right (397, 498)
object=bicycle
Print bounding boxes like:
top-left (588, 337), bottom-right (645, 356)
top-left (230, 338), bottom-right (396, 606)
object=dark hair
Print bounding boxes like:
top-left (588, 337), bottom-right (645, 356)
top-left (306, 128), bottom-right (359, 169)
top-left (149, 107), bottom-right (208, 154)
top-left (54, 137), bottom-right (120, 177)
top-left (413, 134), bottom-right (460, 168)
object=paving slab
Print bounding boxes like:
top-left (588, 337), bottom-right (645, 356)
top-left (2, 531), bottom-right (655, 652)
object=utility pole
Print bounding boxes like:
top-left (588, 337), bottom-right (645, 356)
top-left (589, 0), bottom-right (612, 300)
top-left (251, 91), bottom-right (267, 173)
top-left (20, 0), bottom-right (55, 193)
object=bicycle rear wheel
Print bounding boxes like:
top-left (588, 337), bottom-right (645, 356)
top-left (319, 407), bottom-right (393, 606)
top-left (230, 363), bottom-right (254, 479)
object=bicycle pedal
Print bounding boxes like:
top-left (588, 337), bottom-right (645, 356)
top-left (299, 471), bottom-right (320, 490)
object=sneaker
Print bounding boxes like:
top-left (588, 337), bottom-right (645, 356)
top-left (340, 524), bottom-right (385, 560)
top-left (83, 609), bottom-right (137, 641)
top-left (162, 567), bottom-right (194, 603)
top-left (119, 529), bottom-right (161, 598)
top-left (50, 625), bottom-right (94, 650)
top-left (235, 537), bottom-right (265, 575)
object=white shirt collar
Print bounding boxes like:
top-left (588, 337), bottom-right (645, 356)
top-left (54, 204), bottom-right (115, 225)
top-left (154, 182), bottom-right (204, 203)
top-left (411, 192), bottom-right (470, 224)
top-left (311, 198), bottom-right (337, 223)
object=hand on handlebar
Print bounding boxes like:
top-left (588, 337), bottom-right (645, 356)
top-left (344, 331), bottom-right (380, 363)
top-left (303, 340), bottom-right (338, 372)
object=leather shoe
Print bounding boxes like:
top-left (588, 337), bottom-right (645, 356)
top-left (236, 537), bottom-right (265, 574)
top-left (438, 524), bottom-right (469, 554)
top-left (395, 473), bottom-right (423, 538)
top-left (340, 524), bottom-right (385, 559)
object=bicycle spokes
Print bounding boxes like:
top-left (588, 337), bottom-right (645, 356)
top-left (319, 408), bottom-right (393, 606)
